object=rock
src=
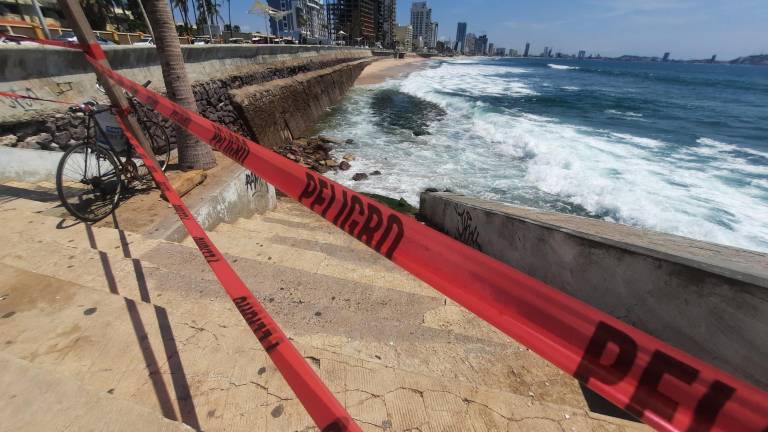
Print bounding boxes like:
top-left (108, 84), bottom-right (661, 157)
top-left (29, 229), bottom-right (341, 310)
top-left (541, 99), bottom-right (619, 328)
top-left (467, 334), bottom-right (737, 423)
top-left (324, 159), bottom-right (338, 168)
top-left (317, 135), bottom-right (342, 145)
top-left (352, 173), bottom-right (368, 181)
top-left (342, 153), bottom-right (356, 161)
top-left (48, 143), bottom-right (60, 151)
top-left (0, 135), bottom-right (18, 147)
top-left (53, 131), bottom-right (71, 145)
top-left (316, 165), bottom-right (329, 174)
top-left (339, 160), bottom-right (351, 171)
top-left (345, 139), bottom-right (355, 144)
top-left (43, 121), bottom-right (56, 134)
top-left (369, 170), bottom-right (382, 176)
top-left (71, 126), bottom-right (87, 141)
top-left (18, 136), bottom-right (39, 149)
top-left (286, 153), bottom-right (297, 161)
top-left (315, 141), bottom-right (333, 153)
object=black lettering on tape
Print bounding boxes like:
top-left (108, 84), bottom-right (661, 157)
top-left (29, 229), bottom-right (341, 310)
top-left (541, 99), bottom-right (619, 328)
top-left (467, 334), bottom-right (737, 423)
top-left (310, 177), bottom-right (329, 211)
top-left (172, 204), bottom-right (190, 220)
top-left (357, 203), bottom-right (383, 247)
top-left (686, 380), bottom-right (735, 432)
top-left (333, 189), bottom-right (349, 226)
top-left (626, 350), bottom-right (698, 422)
top-left (210, 125), bottom-right (249, 164)
top-left (321, 182), bottom-right (337, 218)
top-left (192, 236), bottom-right (220, 263)
top-left (342, 195), bottom-right (365, 235)
top-left (299, 172), bottom-right (318, 203)
top-left (374, 214), bottom-right (404, 259)
top-left (233, 296), bottom-right (281, 351)
top-left (574, 321), bottom-right (638, 385)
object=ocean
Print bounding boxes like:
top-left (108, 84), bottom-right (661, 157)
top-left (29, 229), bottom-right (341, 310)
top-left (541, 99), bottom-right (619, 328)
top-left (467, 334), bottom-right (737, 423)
top-left (316, 57), bottom-right (768, 252)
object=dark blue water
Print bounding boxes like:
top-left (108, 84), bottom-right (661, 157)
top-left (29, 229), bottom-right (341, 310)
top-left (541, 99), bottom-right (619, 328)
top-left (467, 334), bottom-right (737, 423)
top-left (319, 57), bottom-right (768, 252)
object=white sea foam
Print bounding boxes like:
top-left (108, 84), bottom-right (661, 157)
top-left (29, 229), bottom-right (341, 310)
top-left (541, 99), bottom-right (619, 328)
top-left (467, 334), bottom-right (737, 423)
top-left (605, 109), bottom-right (644, 118)
top-left (321, 59), bottom-right (768, 252)
top-left (561, 86), bottom-right (580, 91)
top-left (548, 64), bottom-right (579, 70)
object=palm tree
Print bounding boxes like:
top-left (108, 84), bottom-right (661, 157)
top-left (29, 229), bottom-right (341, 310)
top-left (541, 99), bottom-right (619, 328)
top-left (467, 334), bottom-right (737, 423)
top-left (172, 0), bottom-right (192, 34)
top-left (142, 0), bottom-right (217, 170)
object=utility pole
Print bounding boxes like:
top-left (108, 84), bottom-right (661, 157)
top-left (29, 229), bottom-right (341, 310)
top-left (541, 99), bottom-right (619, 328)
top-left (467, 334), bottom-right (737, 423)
top-left (138, 0), bottom-right (155, 38)
top-left (31, 0), bottom-right (51, 39)
top-left (57, 0), bottom-right (154, 156)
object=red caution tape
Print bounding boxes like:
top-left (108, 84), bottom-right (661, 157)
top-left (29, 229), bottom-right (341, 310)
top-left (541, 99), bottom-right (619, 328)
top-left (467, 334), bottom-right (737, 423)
top-left (114, 114), bottom-right (360, 432)
top-left (89, 56), bottom-right (768, 432)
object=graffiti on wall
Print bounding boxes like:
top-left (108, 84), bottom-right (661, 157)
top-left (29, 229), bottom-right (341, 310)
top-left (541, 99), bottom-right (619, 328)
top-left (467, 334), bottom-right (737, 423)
top-left (454, 204), bottom-right (481, 251)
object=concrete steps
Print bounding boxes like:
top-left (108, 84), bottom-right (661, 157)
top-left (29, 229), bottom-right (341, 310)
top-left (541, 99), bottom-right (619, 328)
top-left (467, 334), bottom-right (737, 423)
top-left (0, 182), bottom-right (648, 431)
top-left (0, 351), bottom-right (193, 432)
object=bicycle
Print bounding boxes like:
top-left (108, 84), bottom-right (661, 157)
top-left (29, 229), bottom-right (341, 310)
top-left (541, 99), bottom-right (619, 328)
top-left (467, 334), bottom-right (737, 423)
top-left (55, 81), bottom-right (173, 222)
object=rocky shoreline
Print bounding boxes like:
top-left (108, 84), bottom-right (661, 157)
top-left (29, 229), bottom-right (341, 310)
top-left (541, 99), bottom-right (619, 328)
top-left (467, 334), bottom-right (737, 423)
top-left (273, 134), bottom-right (382, 182)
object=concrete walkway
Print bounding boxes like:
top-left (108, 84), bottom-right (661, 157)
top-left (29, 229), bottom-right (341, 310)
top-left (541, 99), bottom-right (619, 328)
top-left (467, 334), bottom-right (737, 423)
top-left (0, 180), bottom-right (648, 431)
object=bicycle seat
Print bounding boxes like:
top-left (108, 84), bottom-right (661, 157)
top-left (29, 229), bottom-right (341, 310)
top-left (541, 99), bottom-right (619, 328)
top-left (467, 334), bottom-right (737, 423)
top-left (68, 100), bottom-right (98, 114)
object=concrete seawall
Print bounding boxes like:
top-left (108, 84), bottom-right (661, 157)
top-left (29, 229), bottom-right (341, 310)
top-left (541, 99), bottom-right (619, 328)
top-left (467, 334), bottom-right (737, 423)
top-left (231, 58), bottom-right (371, 149)
top-left (419, 191), bottom-right (768, 390)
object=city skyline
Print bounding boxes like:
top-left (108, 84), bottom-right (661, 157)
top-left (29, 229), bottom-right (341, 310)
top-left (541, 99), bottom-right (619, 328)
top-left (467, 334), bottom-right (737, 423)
top-left (211, 0), bottom-right (768, 59)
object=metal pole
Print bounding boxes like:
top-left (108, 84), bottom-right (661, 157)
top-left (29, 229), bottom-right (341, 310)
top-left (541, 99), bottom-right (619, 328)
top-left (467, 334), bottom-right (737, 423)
top-left (138, 0), bottom-right (155, 38)
top-left (31, 0), bottom-right (51, 39)
top-left (228, 0), bottom-right (232, 39)
top-left (57, 0), bottom-right (154, 156)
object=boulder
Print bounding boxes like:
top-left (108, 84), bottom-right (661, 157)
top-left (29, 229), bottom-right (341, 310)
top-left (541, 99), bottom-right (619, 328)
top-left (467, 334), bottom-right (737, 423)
top-left (345, 139), bottom-right (355, 144)
top-left (54, 131), bottom-right (71, 146)
top-left (352, 173), bottom-right (368, 181)
top-left (325, 159), bottom-right (338, 168)
top-left (342, 153), bottom-right (356, 161)
top-left (369, 170), bottom-right (382, 176)
top-left (339, 160), bottom-right (351, 171)
top-left (317, 135), bottom-right (342, 145)
top-left (0, 135), bottom-right (18, 147)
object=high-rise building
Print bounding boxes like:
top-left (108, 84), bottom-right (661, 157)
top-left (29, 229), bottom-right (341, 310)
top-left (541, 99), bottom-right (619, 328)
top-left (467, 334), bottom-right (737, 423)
top-left (523, 42), bottom-right (530, 57)
top-left (662, 52), bottom-right (670, 61)
top-left (477, 34), bottom-right (488, 55)
top-left (578, 50), bottom-right (586, 60)
top-left (410, 1), bottom-right (432, 50)
top-left (465, 32), bottom-right (477, 55)
top-left (455, 22), bottom-right (467, 53)
top-left (542, 46), bottom-right (549, 57)
top-left (710, 54), bottom-right (717, 62)
top-left (495, 47), bottom-right (506, 56)
top-left (374, 0), bottom-right (396, 48)
top-left (326, 0), bottom-right (375, 45)
top-left (268, 0), bottom-right (329, 43)
top-left (394, 24), bottom-right (413, 51)
top-left (509, 48), bottom-right (519, 57)
top-left (488, 43), bottom-right (494, 56)
top-left (428, 21), bottom-right (438, 48)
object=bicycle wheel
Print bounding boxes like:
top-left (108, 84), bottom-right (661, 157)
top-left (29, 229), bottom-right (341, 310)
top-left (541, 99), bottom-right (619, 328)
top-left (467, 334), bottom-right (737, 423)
top-left (56, 142), bottom-right (122, 223)
top-left (140, 119), bottom-right (173, 172)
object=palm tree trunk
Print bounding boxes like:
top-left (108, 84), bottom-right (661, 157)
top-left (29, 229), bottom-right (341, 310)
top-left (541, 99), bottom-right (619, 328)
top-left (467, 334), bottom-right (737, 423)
top-left (142, 0), bottom-right (216, 170)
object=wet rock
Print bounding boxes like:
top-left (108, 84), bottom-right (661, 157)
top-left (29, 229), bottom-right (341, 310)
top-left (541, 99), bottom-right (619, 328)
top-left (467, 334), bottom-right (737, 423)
top-left (370, 170), bottom-right (382, 176)
top-left (352, 173), bottom-right (368, 181)
top-left (318, 135), bottom-right (342, 145)
top-left (324, 159), bottom-right (338, 168)
top-left (339, 160), bottom-right (351, 171)
top-left (345, 138), bottom-right (355, 144)
top-left (342, 153), bottom-right (356, 161)
top-left (0, 135), bottom-right (17, 147)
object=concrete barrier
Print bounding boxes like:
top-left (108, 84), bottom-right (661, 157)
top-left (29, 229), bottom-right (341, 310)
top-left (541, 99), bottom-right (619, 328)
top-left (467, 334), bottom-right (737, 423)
top-left (419, 191), bottom-right (768, 391)
top-left (0, 147), bottom-right (60, 182)
top-left (0, 45), bottom-right (372, 124)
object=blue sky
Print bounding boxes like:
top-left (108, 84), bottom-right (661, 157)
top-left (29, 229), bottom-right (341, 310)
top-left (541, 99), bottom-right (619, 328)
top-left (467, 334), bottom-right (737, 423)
top-left (201, 0), bottom-right (767, 59)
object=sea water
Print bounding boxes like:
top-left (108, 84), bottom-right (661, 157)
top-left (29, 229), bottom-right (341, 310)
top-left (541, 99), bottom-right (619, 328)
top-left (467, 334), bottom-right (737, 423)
top-left (316, 57), bottom-right (768, 252)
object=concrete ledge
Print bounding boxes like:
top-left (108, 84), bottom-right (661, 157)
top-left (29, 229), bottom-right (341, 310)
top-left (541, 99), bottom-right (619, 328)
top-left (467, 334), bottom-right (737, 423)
top-left (146, 158), bottom-right (276, 242)
top-left (0, 147), bottom-right (59, 182)
top-left (419, 191), bottom-right (768, 390)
